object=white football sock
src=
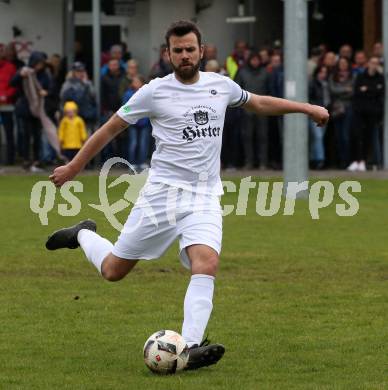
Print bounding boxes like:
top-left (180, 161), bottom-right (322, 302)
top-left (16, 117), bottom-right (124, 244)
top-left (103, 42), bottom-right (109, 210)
top-left (77, 229), bottom-right (113, 274)
top-left (182, 274), bottom-right (215, 347)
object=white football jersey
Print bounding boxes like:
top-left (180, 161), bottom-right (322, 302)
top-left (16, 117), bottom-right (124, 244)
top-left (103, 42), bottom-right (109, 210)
top-left (117, 71), bottom-right (250, 195)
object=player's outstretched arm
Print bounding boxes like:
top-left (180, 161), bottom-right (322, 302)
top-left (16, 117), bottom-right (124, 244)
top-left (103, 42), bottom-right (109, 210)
top-left (243, 93), bottom-right (329, 127)
top-left (49, 114), bottom-right (129, 187)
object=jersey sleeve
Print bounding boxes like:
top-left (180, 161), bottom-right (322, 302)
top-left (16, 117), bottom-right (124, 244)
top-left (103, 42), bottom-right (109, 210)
top-left (116, 83), bottom-right (153, 124)
top-left (225, 77), bottom-right (251, 108)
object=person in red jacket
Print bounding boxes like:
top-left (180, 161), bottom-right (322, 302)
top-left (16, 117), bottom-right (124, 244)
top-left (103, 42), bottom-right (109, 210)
top-left (0, 43), bottom-right (17, 165)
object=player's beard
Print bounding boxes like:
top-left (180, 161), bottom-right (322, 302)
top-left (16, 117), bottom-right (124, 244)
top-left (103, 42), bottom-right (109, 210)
top-left (172, 59), bottom-right (201, 81)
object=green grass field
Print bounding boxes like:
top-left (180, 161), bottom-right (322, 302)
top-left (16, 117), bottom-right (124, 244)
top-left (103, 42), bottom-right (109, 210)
top-left (1, 174), bottom-right (388, 389)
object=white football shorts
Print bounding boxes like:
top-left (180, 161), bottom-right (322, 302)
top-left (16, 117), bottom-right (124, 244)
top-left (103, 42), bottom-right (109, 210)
top-left (111, 182), bottom-right (222, 269)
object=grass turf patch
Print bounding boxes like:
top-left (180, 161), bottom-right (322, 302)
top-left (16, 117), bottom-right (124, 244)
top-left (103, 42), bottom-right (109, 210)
top-left (0, 174), bottom-right (387, 389)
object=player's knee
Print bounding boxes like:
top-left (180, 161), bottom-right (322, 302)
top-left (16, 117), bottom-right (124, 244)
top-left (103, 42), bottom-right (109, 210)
top-left (193, 254), bottom-right (219, 276)
top-left (101, 268), bottom-right (126, 282)
top-left (101, 263), bottom-right (126, 282)
top-left (206, 255), bottom-right (219, 275)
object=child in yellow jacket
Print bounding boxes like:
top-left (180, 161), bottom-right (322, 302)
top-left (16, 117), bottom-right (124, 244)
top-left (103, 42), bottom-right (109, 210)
top-left (58, 101), bottom-right (88, 160)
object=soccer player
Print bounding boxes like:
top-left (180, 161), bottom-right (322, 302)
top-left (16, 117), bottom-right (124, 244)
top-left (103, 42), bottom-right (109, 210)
top-left (46, 20), bottom-right (329, 370)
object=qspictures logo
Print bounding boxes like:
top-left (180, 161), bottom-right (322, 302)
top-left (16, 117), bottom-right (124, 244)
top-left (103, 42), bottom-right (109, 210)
top-left (29, 158), bottom-right (362, 231)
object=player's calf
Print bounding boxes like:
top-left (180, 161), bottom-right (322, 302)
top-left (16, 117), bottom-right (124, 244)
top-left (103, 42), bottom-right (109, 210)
top-left (101, 254), bottom-right (138, 282)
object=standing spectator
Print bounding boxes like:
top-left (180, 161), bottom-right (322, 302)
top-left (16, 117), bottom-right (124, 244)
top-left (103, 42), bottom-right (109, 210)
top-left (322, 51), bottom-right (337, 74)
top-left (211, 52), bottom-right (240, 170)
top-left (149, 44), bottom-right (172, 79)
top-left (308, 46), bottom-right (322, 79)
top-left (259, 48), bottom-right (271, 68)
top-left (122, 76), bottom-right (151, 170)
top-left (329, 57), bottom-right (354, 168)
top-left (101, 58), bottom-right (125, 161)
top-left (58, 101), bottom-right (88, 161)
top-left (101, 59), bottom-right (125, 116)
top-left (318, 43), bottom-right (329, 57)
top-left (119, 59), bottom-right (140, 99)
top-left (120, 41), bottom-right (132, 62)
top-left (372, 42), bottom-right (383, 63)
top-left (42, 54), bottom-right (65, 164)
top-left (339, 44), bottom-right (353, 61)
top-left (309, 65), bottom-right (330, 169)
top-left (47, 54), bottom-right (66, 87)
top-left (101, 44), bottom-right (127, 76)
top-left (4, 42), bottom-right (25, 158)
top-left (200, 44), bottom-right (218, 71)
top-left (223, 40), bottom-right (249, 169)
top-left (0, 44), bottom-right (17, 165)
top-left (46, 54), bottom-right (65, 119)
top-left (268, 53), bottom-right (284, 168)
top-left (73, 41), bottom-right (92, 77)
top-left (267, 53), bottom-right (282, 74)
top-left (348, 57), bottom-right (384, 171)
top-left (372, 42), bottom-right (384, 73)
top-left (235, 52), bottom-right (269, 169)
top-left (353, 50), bottom-right (368, 76)
top-left (60, 62), bottom-right (97, 129)
top-left (204, 59), bottom-right (221, 73)
top-left (272, 39), bottom-right (283, 57)
top-left (222, 99), bottom-right (243, 170)
top-left (4, 42), bottom-right (25, 69)
top-left (11, 51), bottom-right (54, 171)
top-left (203, 57), bottom-right (236, 170)
top-left (226, 40), bottom-right (249, 80)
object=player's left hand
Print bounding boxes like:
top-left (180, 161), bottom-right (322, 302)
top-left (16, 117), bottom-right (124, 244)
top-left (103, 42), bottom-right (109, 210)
top-left (308, 104), bottom-right (329, 127)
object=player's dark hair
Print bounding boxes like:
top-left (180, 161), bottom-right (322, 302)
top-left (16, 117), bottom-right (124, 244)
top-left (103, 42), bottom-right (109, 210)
top-left (165, 20), bottom-right (202, 48)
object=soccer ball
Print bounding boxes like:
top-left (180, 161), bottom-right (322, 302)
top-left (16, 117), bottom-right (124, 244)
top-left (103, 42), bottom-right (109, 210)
top-left (143, 330), bottom-right (189, 375)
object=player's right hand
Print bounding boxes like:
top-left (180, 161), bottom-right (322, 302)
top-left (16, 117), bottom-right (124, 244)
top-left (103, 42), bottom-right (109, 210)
top-left (49, 164), bottom-right (78, 187)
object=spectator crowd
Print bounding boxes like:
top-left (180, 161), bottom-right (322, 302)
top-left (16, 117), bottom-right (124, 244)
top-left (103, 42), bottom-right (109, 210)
top-left (0, 38), bottom-right (385, 172)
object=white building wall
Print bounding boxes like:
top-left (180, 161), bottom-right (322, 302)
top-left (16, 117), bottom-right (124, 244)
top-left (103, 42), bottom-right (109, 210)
top-left (197, 0), bottom-right (282, 62)
top-left (126, 0), bottom-right (151, 74)
top-left (0, 0), bottom-right (63, 61)
top-left (142, 0), bottom-right (281, 70)
top-left (253, 1), bottom-right (283, 48)
top-left (148, 0), bottom-right (195, 67)
top-left (196, 0), bottom-right (248, 65)
top-left (0, 0), bottom-right (281, 74)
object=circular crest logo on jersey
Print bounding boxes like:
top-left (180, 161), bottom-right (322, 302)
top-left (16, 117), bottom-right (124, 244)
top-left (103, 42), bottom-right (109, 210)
top-left (194, 110), bottom-right (209, 125)
top-left (210, 89), bottom-right (217, 95)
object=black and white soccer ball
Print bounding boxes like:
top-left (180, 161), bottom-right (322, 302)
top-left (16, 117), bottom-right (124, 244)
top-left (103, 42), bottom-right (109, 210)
top-left (143, 330), bottom-right (189, 375)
